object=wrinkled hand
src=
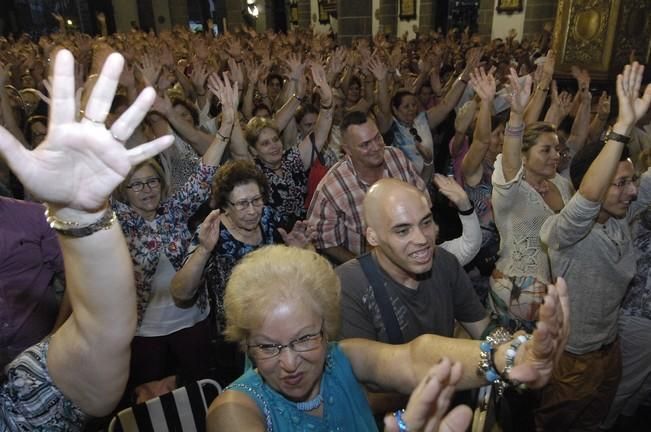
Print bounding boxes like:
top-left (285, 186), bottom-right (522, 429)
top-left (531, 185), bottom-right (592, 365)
top-left (0, 50), bottom-right (173, 211)
top-left (198, 209), bottom-right (222, 252)
top-left (383, 359), bottom-right (471, 432)
top-left (278, 220), bottom-right (315, 248)
top-left (368, 56), bottom-right (388, 82)
top-left (615, 62), bottom-right (651, 128)
top-left (433, 174), bottom-right (471, 211)
top-left (508, 278), bottom-right (570, 389)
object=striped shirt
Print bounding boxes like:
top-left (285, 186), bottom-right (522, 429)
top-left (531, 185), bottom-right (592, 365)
top-left (307, 147), bottom-right (428, 255)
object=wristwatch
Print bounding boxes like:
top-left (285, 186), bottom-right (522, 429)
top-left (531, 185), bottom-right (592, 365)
top-left (604, 127), bottom-right (630, 144)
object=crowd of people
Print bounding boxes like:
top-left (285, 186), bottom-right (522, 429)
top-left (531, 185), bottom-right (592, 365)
top-left (0, 19), bottom-right (650, 432)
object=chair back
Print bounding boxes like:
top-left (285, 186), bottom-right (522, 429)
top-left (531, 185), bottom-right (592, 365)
top-left (108, 378), bottom-right (222, 432)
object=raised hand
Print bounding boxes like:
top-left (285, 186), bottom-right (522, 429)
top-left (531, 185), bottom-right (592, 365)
top-left (550, 81), bottom-right (573, 118)
top-left (596, 91), bottom-right (611, 120)
top-left (383, 359), bottom-right (471, 432)
top-left (0, 50), bottom-right (173, 211)
top-left (508, 277), bottom-right (570, 389)
top-left (227, 57), bottom-right (244, 89)
top-left (198, 209), bottom-right (222, 252)
top-left (506, 68), bottom-right (532, 115)
top-left (433, 174), bottom-right (472, 211)
top-left (541, 49), bottom-right (556, 80)
top-left (469, 67), bottom-right (496, 102)
top-left (368, 56), bottom-right (388, 82)
top-left (190, 61), bottom-right (209, 94)
top-left (310, 62), bottom-right (332, 106)
top-left (207, 72), bottom-right (239, 124)
top-left (615, 62), bottom-right (651, 128)
top-left (278, 220), bottom-right (315, 248)
top-left (137, 53), bottom-right (161, 87)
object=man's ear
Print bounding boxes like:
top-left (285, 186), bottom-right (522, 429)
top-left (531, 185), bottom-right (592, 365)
top-left (366, 227), bottom-right (379, 247)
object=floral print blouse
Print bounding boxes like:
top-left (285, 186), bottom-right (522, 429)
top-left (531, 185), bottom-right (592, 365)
top-left (189, 206), bottom-right (283, 330)
top-left (255, 147), bottom-right (308, 224)
top-left (112, 161), bottom-right (217, 325)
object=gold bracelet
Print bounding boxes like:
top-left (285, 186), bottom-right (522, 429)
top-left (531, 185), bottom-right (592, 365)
top-left (45, 205), bottom-right (117, 238)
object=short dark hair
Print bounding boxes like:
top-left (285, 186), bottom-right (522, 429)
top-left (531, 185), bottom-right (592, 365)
top-left (341, 110), bottom-right (369, 134)
top-left (570, 139), bottom-right (631, 190)
top-left (391, 89), bottom-right (416, 112)
top-left (211, 159), bottom-right (269, 211)
top-left (295, 104), bottom-right (319, 123)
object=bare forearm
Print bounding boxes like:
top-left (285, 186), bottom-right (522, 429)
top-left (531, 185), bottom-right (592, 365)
top-left (171, 246), bottom-right (211, 303)
top-left (167, 113), bottom-right (213, 155)
top-left (524, 80), bottom-right (551, 124)
top-left (321, 246), bottom-right (356, 264)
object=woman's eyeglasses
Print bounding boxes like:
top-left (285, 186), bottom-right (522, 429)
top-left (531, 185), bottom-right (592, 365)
top-left (127, 177), bottom-right (161, 192)
top-left (247, 327), bottom-right (324, 360)
top-left (228, 195), bottom-right (264, 211)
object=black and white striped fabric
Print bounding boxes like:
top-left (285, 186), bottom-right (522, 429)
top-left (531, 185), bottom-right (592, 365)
top-left (109, 379), bottom-right (222, 432)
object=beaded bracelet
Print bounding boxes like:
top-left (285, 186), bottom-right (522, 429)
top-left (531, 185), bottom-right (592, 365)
top-left (477, 327), bottom-right (513, 396)
top-left (504, 122), bottom-right (525, 137)
top-left (501, 334), bottom-right (532, 390)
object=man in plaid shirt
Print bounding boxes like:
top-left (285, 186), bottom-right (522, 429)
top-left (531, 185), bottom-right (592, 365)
top-left (307, 111), bottom-right (428, 264)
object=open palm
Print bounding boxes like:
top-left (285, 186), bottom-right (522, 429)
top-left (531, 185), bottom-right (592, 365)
top-left (0, 50), bottom-right (173, 211)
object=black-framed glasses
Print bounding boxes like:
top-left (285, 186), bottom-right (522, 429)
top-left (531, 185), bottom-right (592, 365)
top-left (409, 127), bottom-right (423, 144)
top-left (228, 195), bottom-right (264, 211)
top-left (127, 177), bottom-right (161, 192)
top-left (611, 175), bottom-right (640, 190)
top-left (247, 327), bottom-right (324, 360)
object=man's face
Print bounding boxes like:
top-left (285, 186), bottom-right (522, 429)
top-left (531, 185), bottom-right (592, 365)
top-left (342, 120), bottom-right (385, 170)
top-left (600, 160), bottom-right (638, 222)
top-left (367, 190), bottom-right (438, 284)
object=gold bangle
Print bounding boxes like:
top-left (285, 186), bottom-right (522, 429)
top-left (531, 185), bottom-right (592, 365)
top-left (536, 84), bottom-right (550, 92)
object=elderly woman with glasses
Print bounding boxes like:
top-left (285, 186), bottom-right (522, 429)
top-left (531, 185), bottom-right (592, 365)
top-left (110, 74), bottom-right (238, 404)
top-left (171, 159), bottom-right (313, 387)
top-left (206, 245), bottom-right (570, 432)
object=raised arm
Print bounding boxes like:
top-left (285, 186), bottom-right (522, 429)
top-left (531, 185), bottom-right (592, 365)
top-left (426, 47), bottom-right (481, 129)
top-left (523, 50), bottom-right (554, 124)
top-left (0, 50), bottom-right (173, 418)
top-left (588, 91), bottom-right (611, 143)
top-left (343, 277), bottom-right (569, 394)
top-left (461, 67), bottom-right (496, 186)
top-left (368, 56), bottom-right (392, 134)
top-left (203, 72), bottom-right (238, 166)
top-left (171, 209), bottom-right (221, 305)
top-left (152, 93), bottom-right (214, 155)
top-left (297, 62), bottom-right (334, 169)
top-left (543, 81), bottom-right (573, 127)
top-left (502, 69), bottom-right (533, 182)
top-left (579, 62), bottom-right (651, 202)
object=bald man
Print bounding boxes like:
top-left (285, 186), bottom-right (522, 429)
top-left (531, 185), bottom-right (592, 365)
top-left (336, 178), bottom-right (489, 343)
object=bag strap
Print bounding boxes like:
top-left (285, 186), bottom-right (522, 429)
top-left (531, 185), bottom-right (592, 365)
top-left (358, 253), bottom-right (404, 344)
top-left (308, 132), bottom-right (325, 165)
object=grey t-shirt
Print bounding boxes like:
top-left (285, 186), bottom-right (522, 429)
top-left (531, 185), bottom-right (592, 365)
top-left (336, 249), bottom-right (487, 343)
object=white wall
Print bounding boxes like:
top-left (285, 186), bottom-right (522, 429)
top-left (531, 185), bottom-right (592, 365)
top-left (396, 0), bottom-right (420, 40)
top-left (372, 0), bottom-right (380, 35)
top-left (112, 0), bottom-right (139, 33)
top-left (491, 0), bottom-right (526, 41)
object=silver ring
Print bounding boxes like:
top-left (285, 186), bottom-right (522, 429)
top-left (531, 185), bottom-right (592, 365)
top-left (83, 114), bottom-right (105, 125)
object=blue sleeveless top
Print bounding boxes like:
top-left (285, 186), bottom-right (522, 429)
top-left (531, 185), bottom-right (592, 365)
top-left (227, 342), bottom-right (377, 431)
